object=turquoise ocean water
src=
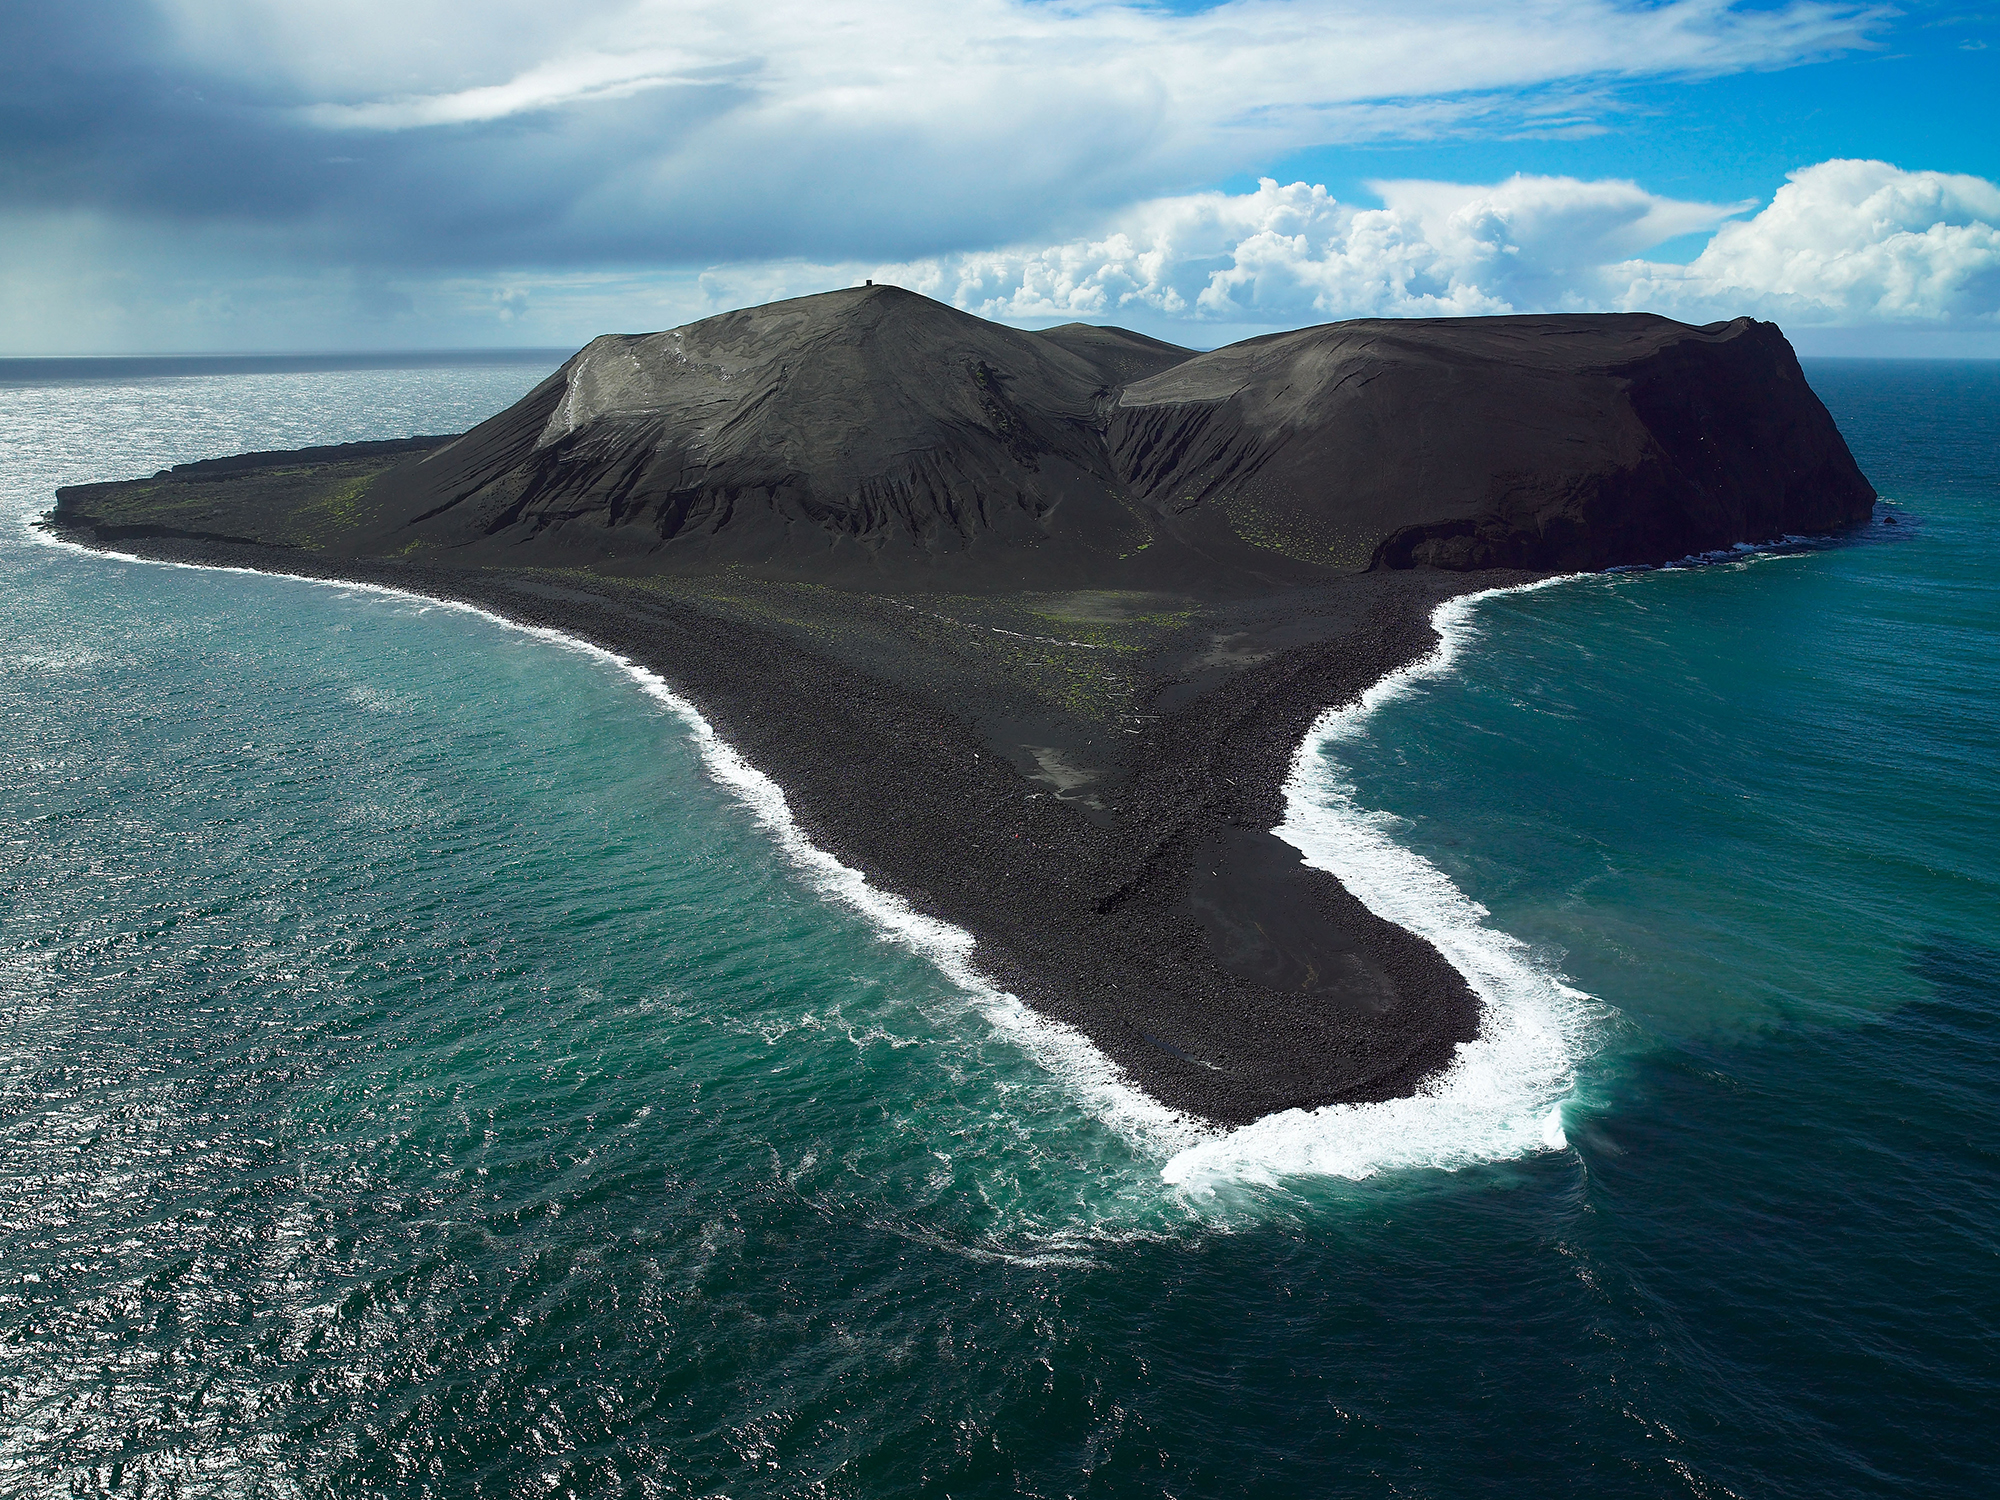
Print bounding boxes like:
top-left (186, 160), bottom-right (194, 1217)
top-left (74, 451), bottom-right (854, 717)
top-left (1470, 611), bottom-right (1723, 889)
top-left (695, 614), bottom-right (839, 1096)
top-left (1, 356), bottom-right (1993, 1496)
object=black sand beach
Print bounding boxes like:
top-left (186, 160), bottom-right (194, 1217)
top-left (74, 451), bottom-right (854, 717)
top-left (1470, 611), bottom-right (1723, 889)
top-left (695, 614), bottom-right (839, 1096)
top-left (38, 524), bottom-right (1510, 1123)
top-left (43, 288), bottom-right (1875, 1123)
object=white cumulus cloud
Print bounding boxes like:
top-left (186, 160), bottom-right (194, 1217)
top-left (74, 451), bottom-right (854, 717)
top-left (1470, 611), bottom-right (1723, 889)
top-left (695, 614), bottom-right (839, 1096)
top-left (135, 0), bottom-right (1883, 266)
top-left (1621, 160), bottom-right (2000, 324)
top-left (867, 175), bottom-right (1740, 323)
top-left (837, 160), bottom-right (2000, 333)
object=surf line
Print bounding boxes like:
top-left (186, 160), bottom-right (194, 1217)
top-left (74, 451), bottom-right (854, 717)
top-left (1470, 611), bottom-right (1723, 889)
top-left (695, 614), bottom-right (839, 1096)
top-left (29, 523), bottom-right (1607, 1193)
top-left (23, 523), bottom-right (1208, 1160)
top-left (1161, 575), bottom-right (1601, 1193)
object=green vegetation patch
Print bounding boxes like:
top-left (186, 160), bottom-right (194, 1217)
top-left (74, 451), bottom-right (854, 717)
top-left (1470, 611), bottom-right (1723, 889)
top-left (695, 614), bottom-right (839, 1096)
top-left (611, 573), bottom-right (1168, 727)
top-left (1216, 483), bottom-right (1374, 571)
top-left (58, 459), bottom-right (407, 551)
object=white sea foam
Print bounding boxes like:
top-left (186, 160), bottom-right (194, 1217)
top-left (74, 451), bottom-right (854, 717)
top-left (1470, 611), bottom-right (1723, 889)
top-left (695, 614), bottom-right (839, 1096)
top-left (26, 518), bottom-right (1602, 1191)
top-left (22, 521), bottom-right (1209, 1162)
top-left (1161, 576), bottom-right (1601, 1195)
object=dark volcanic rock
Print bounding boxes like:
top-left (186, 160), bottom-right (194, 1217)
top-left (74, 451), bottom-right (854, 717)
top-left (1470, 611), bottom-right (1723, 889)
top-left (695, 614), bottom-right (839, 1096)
top-left (1111, 312), bottom-right (1876, 573)
top-left (1030, 322), bottom-right (1199, 387)
top-left (330, 290), bottom-right (1869, 585)
top-left (40, 287), bottom-right (1881, 1127)
top-left (356, 288), bottom-right (1179, 586)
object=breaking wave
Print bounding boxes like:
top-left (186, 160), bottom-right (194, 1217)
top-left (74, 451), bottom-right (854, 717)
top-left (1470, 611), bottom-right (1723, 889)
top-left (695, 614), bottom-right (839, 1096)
top-left (22, 525), bottom-right (1210, 1164)
top-left (28, 523), bottom-right (1599, 1196)
top-left (1163, 578), bottom-right (1602, 1195)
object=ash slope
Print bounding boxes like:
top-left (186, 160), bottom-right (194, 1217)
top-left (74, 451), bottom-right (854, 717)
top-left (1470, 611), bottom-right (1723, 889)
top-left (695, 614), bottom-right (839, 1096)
top-left (338, 287), bottom-right (1871, 587)
top-left (354, 292), bottom-right (1190, 588)
top-left (45, 289), bottom-right (1877, 1126)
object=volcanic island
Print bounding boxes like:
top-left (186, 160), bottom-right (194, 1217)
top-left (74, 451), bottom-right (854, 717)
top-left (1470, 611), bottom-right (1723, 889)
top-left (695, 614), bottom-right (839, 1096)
top-left (45, 286), bottom-right (1877, 1125)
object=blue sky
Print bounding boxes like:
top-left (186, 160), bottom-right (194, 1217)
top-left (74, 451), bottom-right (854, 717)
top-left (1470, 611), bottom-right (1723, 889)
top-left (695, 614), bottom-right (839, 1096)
top-left (1, 0), bottom-right (1994, 352)
top-left (1266, 17), bottom-right (1998, 206)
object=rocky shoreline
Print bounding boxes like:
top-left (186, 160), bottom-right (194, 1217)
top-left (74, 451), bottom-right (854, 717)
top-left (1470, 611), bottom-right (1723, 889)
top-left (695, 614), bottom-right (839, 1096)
top-left (39, 519), bottom-right (1534, 1124)
top-left (41, 291), bottom-right (1875, 1124)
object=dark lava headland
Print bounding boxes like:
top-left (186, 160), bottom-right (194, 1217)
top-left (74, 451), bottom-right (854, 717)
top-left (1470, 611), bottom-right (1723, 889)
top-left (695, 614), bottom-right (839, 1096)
top-left (46, 286), bottom-right (1876, 1125)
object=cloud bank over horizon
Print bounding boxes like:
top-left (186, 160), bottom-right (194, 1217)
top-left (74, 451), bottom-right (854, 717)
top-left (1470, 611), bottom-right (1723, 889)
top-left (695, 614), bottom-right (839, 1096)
top-left (5, 158), bottom-right (1996, 354)
top-left (855, 160), bottom-right (2000, 334)
top-left (2, 1), bottom-right (1994, 352)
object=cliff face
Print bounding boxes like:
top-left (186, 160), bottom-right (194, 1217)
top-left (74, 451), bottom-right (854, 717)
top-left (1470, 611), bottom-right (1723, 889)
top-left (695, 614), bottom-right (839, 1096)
top-left (57, 288), bottom-right (1876, 584)
top-left (1110, 313), bottom-right (1875, 573)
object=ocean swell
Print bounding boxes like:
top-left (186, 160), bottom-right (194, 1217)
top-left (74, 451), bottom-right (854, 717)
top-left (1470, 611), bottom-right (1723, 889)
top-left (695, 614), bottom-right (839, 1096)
top-left (26, 520), bottom-right (1600, 1195)
top-left (20, 522), bottom-right (1210, 1164)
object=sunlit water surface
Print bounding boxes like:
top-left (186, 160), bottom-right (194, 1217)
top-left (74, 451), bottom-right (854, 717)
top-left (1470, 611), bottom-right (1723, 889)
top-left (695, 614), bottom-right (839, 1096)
top-left (1, 356), bottom-right (1993, 1496)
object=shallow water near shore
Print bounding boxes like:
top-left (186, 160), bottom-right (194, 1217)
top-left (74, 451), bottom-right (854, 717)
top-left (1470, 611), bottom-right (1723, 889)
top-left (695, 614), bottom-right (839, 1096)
top-left (2, 356), bottom-right (1995, 1494)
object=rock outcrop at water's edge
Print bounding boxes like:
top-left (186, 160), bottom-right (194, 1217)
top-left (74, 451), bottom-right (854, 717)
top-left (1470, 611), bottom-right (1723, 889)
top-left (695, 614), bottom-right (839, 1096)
top-left (44, 288), bottom-right (1878, 1126)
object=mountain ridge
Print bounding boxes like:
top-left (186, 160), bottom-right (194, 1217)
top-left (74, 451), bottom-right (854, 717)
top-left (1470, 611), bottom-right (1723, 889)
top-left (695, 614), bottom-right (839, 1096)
top-left (332, 287), bottom-right (1874, 587)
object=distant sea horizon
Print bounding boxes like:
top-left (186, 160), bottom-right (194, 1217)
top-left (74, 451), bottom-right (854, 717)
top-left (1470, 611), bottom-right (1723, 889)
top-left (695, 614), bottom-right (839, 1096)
top-left (6, 331), bottom-right (1999, 386)
top-left (0, 348), bottom-right (573, 385)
